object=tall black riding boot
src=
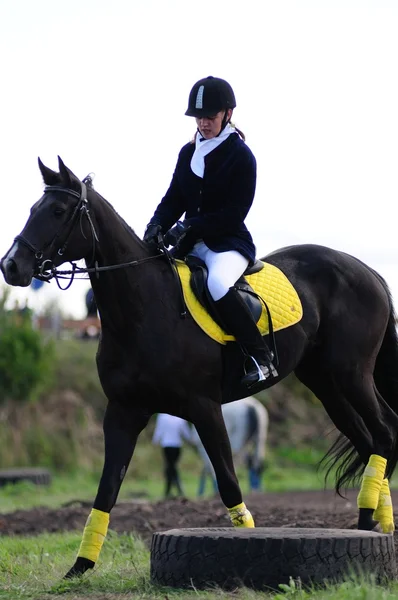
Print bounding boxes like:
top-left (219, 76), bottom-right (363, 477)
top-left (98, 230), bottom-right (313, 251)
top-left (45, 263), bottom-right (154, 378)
top-left (215, 288), bottom-right (278, 387)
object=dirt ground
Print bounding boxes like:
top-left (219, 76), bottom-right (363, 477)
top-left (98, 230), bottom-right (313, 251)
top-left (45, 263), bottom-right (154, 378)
top-left (2, 489), bottom-right (398, 550)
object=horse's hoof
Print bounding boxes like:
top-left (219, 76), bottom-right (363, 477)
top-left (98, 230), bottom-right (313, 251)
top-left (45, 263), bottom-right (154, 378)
top-left (358, 508), bottom-right (378, 531)
top-left (64, 557), bottom-right (95, 579)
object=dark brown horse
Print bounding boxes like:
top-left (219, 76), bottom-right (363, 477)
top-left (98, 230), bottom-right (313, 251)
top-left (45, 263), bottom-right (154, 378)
top-left (2, 157), bottom-right (398, 577)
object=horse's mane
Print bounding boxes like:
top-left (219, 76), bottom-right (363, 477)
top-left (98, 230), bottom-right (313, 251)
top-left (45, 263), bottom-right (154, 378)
top-left (88, 183), bottom-right (146, 248)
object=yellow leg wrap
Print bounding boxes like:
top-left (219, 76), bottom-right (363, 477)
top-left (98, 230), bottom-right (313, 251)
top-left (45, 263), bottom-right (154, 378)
top-left (357, 454), bottom-right (387, 511)
top-left (228, 502), bottom-right (255, 528)
top-left (77, 508), bottom-right (110, 563)
top-left (374, 478), bottom-right (395, 533)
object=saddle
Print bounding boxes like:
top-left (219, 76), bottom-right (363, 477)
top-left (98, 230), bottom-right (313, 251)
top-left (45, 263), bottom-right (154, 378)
top-left (174, 256), bottom-right (302, 346)
top-left (185, 256), bottom-right (264, 332)
top-left (173, 255), bottom-right (303, 401)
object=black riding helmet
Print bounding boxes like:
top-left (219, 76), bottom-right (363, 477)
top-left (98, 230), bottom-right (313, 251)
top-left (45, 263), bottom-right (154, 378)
top-left (185, 76), bottom-right (236, 118)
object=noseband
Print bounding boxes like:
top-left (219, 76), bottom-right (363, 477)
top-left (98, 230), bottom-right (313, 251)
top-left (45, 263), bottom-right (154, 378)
top-left (14, 177), bottom-right (99, 286)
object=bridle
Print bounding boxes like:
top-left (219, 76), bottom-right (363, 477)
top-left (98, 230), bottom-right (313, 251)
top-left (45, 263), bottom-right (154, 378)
top-left (13, 177), bottom-right (101, 288)
top-left (13, 178), bottom-right (185, 315)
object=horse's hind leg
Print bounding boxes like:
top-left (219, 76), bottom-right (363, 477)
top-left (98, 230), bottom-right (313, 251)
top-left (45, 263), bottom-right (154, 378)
top-left (187, 398), bottom-right (254, 527)
top-left (373, 477), bottom-right (394, 533)
top-left (65, 402), bottom-right (150, 578)
top-left (296, 361), bottom-right (396, 533)
top-left (351, 382), bottom-right (396, 533)
top-left (335, 373), bottom-right (396, 532)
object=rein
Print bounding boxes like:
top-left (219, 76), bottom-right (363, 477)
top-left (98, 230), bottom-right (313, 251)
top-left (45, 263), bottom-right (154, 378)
top-left (45, 247), bottom-right (187, 316)
top-left (41, 252), bottom-right (166, 282)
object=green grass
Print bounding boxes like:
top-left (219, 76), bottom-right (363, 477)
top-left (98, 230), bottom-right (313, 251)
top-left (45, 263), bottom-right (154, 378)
top-left (1, 532), bottom-right (398, 600)
top-left (0, 531), bottom-right (150, 599)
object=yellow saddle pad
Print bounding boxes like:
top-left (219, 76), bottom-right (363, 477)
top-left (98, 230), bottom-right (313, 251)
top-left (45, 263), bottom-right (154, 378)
top-left (176, 260), bottom-right (303, 345)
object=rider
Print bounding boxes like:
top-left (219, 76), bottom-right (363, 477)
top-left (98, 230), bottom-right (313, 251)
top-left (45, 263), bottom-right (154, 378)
top-left (143, 76), bottom-right (277, 387)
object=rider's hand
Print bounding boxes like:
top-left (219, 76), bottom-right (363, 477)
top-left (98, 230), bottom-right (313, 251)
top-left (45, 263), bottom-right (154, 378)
top-left (143, 223), bottom-right (162, 249)
top-left (164, 221), bottom-right (187, 247)
top-left (170, 226), bottom-right (195, 259)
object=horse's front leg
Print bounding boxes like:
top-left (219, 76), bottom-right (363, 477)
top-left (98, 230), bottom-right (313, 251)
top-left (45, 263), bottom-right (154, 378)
top-left (191, 399), bottom-right (254, 528)
top-left (64, 402), bottom-right (150, 578)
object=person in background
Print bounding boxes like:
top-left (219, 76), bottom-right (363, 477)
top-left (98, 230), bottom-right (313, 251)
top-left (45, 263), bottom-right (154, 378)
top-left (143, 76), bottom-right (277, 389)
top-left (85, 288), bottom-right (98, 318)
top-left (152, 413), bottom-right (192, 498)
top-left (80, 288), bottom-right (100, 340)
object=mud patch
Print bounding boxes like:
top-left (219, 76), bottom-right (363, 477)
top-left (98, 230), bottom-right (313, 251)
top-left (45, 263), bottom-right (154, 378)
top-left (3, 489), bottom-right (396, 547)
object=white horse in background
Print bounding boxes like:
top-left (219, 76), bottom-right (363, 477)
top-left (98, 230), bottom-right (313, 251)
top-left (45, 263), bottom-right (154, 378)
top-left (192, 396), bottom-right (269, 496)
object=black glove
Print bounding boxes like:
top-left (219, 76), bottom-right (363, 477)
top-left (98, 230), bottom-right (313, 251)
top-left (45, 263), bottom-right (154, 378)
top-left (170, 226), bottom-right (195, 259)
top-left (143, 223), bottom-right (162, 249)
top-left (163, 221), bottom-right (188, 247)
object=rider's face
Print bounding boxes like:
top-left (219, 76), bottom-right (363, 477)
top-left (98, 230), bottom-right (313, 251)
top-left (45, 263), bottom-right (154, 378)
top-left (195, 109), bottom-right (232, 139)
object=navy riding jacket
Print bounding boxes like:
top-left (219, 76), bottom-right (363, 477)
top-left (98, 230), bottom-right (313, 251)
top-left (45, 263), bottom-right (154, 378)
top-left (150, 133), bottom-right (257, 264)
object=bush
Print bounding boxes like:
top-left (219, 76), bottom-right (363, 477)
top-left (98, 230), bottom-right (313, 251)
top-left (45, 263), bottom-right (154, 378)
top-left (0, 287), bottom-right (55, 403)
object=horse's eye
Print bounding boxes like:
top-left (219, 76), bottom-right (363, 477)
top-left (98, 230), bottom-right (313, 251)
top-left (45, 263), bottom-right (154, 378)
top-left (54, 208), bottom-right (66, 217)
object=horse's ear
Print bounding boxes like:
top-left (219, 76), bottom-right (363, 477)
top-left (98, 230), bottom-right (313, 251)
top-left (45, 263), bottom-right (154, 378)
top-left (58, 156), bottom-right (73, 187)
top-left (38, 157), bottom-right (60, 185)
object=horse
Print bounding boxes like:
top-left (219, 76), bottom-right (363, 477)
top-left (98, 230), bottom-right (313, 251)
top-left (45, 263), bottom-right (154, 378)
top-left (1, 156), bottom-right (398, 578)
top-left (191, 396), bottom-right (269, 495)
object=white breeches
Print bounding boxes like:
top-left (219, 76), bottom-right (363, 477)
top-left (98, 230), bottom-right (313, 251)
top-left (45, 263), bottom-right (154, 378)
top-left (189, 241), bottom-right (249, 301)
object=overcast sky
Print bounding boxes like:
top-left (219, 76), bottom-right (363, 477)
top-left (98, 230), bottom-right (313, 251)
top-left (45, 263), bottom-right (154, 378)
top-left (1, 0), bottom-right (397, 318)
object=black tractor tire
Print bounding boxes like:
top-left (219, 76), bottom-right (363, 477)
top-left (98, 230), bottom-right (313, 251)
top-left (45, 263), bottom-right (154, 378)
top-left (0, 468), bottom-right (51, 487)
top-left (150, 527), bottom-right (396, 591)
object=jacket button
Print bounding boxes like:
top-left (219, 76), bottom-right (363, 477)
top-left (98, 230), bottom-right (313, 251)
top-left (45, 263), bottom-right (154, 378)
top-left (197, 207), bottom-right (201, 213)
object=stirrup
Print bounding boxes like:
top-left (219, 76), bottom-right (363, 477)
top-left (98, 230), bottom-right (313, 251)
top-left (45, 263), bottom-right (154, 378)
top-left (242, 356), bottom-right (278, 388)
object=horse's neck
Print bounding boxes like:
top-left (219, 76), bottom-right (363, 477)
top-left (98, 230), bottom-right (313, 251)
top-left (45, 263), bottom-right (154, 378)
top-left (87, 194), bottom-right (166, 332)
top-left (90, 194), bottom-right (146, 265)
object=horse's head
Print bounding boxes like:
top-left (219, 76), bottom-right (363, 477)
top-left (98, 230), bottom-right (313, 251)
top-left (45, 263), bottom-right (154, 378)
top-left (1, 157), bottom-right (96, 287)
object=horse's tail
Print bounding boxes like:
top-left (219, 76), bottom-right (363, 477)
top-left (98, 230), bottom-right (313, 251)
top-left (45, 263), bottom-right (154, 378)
top-left (324, 271), bottom-right (398, 493)
top-left (373, 295), bottom-right (398, 479)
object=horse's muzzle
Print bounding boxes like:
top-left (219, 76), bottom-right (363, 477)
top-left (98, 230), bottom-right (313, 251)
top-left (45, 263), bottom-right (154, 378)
top-left (0, 255), bottom-right (33, 287)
